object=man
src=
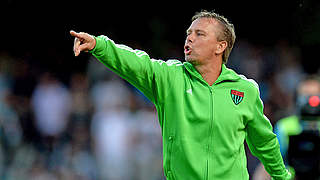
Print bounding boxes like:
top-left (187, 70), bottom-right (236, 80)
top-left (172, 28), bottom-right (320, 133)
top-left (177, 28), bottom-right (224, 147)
top-left (274, 75), bottom-right (320, 179)
top-left (70, 10), bottom-right (291, 180)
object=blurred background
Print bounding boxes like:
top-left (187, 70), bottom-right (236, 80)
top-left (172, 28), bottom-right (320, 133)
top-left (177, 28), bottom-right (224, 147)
top-left (0, 0), bottom-right (320, 179)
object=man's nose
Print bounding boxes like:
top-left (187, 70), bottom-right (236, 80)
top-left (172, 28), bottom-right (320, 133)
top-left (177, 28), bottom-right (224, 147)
top-left (186, 34), bottom-right (194, 43)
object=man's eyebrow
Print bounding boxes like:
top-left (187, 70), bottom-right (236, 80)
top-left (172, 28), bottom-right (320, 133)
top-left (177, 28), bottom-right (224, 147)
top-left (186, 29), bottom-right (206, 34)
top-left (195, 29), bottom-right (206, 33)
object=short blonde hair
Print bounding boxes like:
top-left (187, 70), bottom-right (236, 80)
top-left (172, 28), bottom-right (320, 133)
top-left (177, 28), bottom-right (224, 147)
top-left (192, 10), bottom-right (236, 64)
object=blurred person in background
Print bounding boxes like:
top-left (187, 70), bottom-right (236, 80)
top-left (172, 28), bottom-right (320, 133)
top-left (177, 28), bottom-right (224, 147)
top-left (127, 91), bottom-right (163, 180)
top-left (0, 53), bottom-right (22, 178)
top-left (70, 10), bottom-right (291, 179)
top-left (31, 72), bottom-right (71, 151)
top-left (274, 75), bottom-right (320, 179)
top-left (253, 75), bottom-right (320, 180)
top-left (69, 73), bottom-right (92, 123)
top-left (90, 76), bottom-right (132, 179)
top-left (90, 75), bottom-right (163, 179)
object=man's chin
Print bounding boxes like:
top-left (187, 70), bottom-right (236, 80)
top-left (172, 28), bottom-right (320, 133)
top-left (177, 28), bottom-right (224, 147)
top-left (185, 56), bottom-right (192, 62)
top-left (185, 56), bottom-right (196, 64)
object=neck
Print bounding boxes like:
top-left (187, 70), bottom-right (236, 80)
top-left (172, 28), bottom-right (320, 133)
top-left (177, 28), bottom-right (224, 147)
top-left (193, 60), bottom-right (222, 86)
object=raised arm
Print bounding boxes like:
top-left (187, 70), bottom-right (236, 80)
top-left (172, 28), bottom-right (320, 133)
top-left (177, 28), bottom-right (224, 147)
top-left (70, 30), bottom-right (182, 105)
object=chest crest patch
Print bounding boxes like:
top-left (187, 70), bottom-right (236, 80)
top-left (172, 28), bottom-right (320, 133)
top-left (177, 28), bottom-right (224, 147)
top-left (230, 90), bottom-right (244, 105)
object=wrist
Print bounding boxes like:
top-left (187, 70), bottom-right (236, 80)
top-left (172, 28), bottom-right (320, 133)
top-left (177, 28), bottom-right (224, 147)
top-left (89, 35), bottom-right (109, 55)
top-left (89, 35), bottom-right (96, 51)
top-left (88, 36), bottom-right (97, 53)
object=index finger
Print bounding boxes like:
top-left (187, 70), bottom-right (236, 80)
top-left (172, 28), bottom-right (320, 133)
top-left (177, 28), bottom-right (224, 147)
top-left (70, 30), bottom-right (80, 38)
top-left (70, 30), bottom-right (86, 39)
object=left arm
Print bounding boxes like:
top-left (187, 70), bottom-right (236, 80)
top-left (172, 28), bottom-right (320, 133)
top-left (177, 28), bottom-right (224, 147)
top-left (246, 88), bottom-right (291, 180)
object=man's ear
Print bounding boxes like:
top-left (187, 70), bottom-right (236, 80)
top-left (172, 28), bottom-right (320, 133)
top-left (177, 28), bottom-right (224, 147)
top-left (215, 41), bottom-right (228, 55)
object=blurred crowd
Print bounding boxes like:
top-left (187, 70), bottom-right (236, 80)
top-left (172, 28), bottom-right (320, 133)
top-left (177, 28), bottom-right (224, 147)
top-left (0, 51), bottom-right (163, 180)
top-left (0, 37), bottom-right (308, 179)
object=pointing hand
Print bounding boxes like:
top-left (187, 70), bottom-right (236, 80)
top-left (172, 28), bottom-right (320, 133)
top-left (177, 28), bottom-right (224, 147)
top-left (70, 30), bottom-right (96, 56)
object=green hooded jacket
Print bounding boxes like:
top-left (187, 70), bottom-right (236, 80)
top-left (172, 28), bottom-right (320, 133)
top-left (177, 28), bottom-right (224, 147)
top-left (89, 35), bottom-right (291, 180)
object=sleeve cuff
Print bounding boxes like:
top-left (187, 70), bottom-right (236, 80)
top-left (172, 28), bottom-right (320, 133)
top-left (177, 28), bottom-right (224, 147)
top-left (89, 36), bottom-right (107, 55)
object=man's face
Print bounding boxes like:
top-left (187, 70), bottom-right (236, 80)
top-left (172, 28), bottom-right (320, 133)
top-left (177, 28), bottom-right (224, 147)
top-left (184, 18), bottom-right (221, 64)
top-left (299, 80), bottom-right (320, 96)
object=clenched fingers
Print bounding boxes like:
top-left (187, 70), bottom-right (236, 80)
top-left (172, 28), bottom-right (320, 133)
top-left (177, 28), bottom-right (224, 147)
top-left (74, 37), bottom-right (81, 56)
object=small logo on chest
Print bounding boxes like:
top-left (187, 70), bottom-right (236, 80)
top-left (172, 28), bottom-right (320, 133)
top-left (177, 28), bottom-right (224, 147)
top-left (230, 90), bottom-right (244, 105)
top-left (186, 88), bottom-right (192, 95)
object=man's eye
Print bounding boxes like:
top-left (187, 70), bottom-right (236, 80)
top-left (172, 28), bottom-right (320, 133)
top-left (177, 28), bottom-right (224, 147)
top-left (197, 32), bottom-right (204, 36)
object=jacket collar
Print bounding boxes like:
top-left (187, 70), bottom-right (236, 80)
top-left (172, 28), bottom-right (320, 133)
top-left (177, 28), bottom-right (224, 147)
top-left (183, 62), bottom-right (240, 86)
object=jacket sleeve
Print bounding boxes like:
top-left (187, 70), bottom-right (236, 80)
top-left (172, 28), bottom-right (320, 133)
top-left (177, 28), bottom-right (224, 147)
top-left (89, 35), bottom-right (180, 105)
top-left (245, 87), bottom-right (292, 180)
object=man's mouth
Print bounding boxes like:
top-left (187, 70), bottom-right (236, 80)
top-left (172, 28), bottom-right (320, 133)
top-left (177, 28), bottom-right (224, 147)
top-left (184, 45), bottom-right (192, 55)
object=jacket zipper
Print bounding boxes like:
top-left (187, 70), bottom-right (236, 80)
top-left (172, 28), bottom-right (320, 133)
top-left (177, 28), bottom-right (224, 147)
top-left (206, 87), bottom-right (214, 180)
top-left (167, 135), bottom-right (174, 179)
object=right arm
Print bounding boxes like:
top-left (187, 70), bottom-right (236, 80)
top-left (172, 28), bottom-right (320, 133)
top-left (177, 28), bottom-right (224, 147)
top-left (70, 31), bottom-right (182, 104)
